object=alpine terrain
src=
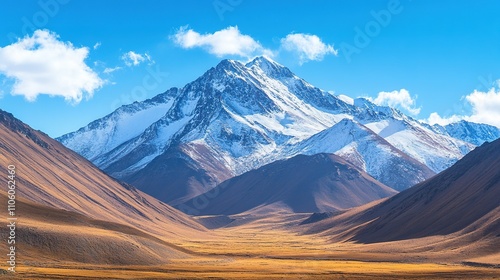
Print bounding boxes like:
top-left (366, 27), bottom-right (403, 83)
top-left (58, 56), bottom-right (499, 204)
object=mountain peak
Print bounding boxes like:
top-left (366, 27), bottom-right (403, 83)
top-left (245, 56), bottom-right (294, 78)
top-left (246, 55), bottom-right (280, 67)
top-left (215, 58), bottom-right (244, 71)
top-left (353, 97), bottom-right (403, 120)
top-left (353, 98), bottom-right (376, 108)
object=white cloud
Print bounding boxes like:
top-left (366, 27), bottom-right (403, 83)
top-left (425, 112), bottom-right (463, 126)
top-left (281, 33), bottom-right (338, 64)
top-left (121, 51), bottom-right (153, 66)
top-left (370, 89), bottom-right (421, 115)
top-left (93, 42), bottom-right (101, 50)
top-left (172, 26), bottom-right (268, 58)
top-left (0, 30), bottom-right (103, 103)
top-left (103, 66), bottom-right (122, 74)
top-left (425, 86), bottom-right (500, 128)
top-left (465, 88), bottom-right (500, 127)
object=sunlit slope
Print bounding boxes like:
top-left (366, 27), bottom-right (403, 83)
top-left (0, 109), bottom-right (206, 241)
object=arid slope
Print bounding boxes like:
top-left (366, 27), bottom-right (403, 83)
top-left (305, 139), bottom-right (500, 262)
top-left (0, 109), bottom-right (208, 264)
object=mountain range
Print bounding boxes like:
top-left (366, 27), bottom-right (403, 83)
top-left (58, 56), bottom-right (500, 205)
top-left (0, 75), bottom-right (498, 276)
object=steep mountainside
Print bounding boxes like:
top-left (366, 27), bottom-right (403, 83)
top-left (353, 98), bottom-right (474, 172)
top-left (306, 138), bottom-right (500, 247)
top-left (0, 109), bottom-right (206, 241)
top-left (123, 144), bottom-right (234, 204)
top-left (179, 153), bottom-right (397, 215)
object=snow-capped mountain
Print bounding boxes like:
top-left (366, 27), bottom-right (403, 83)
top-left (58, 88), bottom-right (179, 161)
top-left (351, 98), bottom-right (474, 173)
top-left (288, 119), bottom-right (435, 191)
top-left (442, 120), bottom-right (500, 146)
top-left (99, 58), bottom-right (350, 171)
top-left (58, 56), bottom-right (494, 203)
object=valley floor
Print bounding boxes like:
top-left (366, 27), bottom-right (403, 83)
top-left (9, 260), bottom-right (500, 279)
top-left (9, 214), bottom-right (500, 280)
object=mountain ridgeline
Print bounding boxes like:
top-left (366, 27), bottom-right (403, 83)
top-left (58, 56), bottom-right (500, 206)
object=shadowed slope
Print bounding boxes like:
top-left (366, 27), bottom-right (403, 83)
top-left (306, 139), bottom-right (500, 253)
top-left (179, 153), bottom-right (397, 215)
top-left (124, 144), bottom-right (234, 205)
top-left (353, 139), bottom-right (500, 243)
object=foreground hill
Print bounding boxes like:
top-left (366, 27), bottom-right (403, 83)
top-left (354, 139), bottom-right (500, 243)
top-left (179, 153), bottom-right (397, 215)
top-left (306, 138), bottom-right (500, 260)
top-left (0, 192), bottom-right (191, 265)
top-left (0, 109), bottom-right (207, 263)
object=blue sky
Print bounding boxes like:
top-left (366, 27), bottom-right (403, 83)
top-left (1, 0), bottom-right (500, 137)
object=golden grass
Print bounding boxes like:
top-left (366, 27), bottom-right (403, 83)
top-left (10, 218), bottom-right (500, 280)
top-left (10, 259), bottom-right (500, 280)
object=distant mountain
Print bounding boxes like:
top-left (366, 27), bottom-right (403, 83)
top-left (307, 138), bottom-right (500, 247)
top-left (442, 120), bottom-right (500, 146)
top-left (179, 153), bottom-right (397, 215)
top-left (355, 101), bottom-right (474, 173)
top-left (0, 109), bottom-right (206, 262)
top-left (58, 56), bottom-right (487, 203)
top-left (289, 118), bottom-right (435, 191)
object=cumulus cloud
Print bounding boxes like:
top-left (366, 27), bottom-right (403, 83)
top-left (93, 42), bottom-right (101, 50)
top-left (0, 30), bottom-right (103, 103)
top-left (426, 112), bottom-right (463, 126)
top-left (426, 86), bottom-right (500, 128)
top-left (121, 51), bottom-right (153, 66)
top-left (281, 33), bottom-right (338, 64)
top-left (465, 88), bottom-right (500, 126)
top-left (370, 89), bottom-right (421, 115)
top-left (172, 26), bottom-right (268, 58)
